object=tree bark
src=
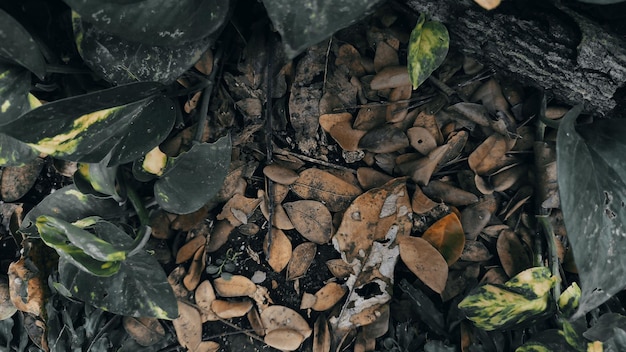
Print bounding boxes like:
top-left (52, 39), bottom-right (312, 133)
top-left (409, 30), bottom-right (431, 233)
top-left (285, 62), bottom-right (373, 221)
top-left (400, 0), bottom-right (626, 116)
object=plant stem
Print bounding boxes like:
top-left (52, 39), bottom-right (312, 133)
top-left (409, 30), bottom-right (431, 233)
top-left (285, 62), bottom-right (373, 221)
top-left (538, 214), bottom-right (561, 301)
top-left (45, 64), bottom-right (93, 74)
top-left (125, 182), bottom-right (152, 257)
top-left (194, 46), bottom-right (224, 142)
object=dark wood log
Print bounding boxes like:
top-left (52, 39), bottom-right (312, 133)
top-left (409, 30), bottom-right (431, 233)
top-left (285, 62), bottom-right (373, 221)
top-left (401, 0), bottom-right (626, 116)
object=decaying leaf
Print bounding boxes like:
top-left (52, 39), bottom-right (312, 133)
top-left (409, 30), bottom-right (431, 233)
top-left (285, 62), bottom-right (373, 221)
top-left (356, 167), bottom-right (393, 190)
top-left (461, 240), bottom-right (493, 262)
top-left (468, 133), bottom-right (511, 175)
top-left (168, 266), bottom-right (189, 299)
top-left (1, 158), bottom-right (44, 202)
top-left (326, 259), bottom-right (354, 279)
top-left (264, 328), bottom-right (305, 351)
top-left (397, 236), bottom-right (448, 293)
top-left (261, 305), bottom-right (312, 339)
top-left (421, 213), bottom-right (465, 265)
top-left (172, 300), bottom-right (203, 351)
top-left (312, 282), bottom-right (347, 311)
top-left (206, 220), bottom-right (234, 252)
top-left (332, 178), bottom-right (412, 331)
top-left (216, 194), bottom-right (261, 227)
top-left (0, 279), bottom-right (17, 320)
top-left (329, 120), bottom-right (367, 151)
top-left (264, 228), bottom-right (292, 272)
top-left (287, 242), bottom-right (317, 280)
top-left (407, 126), bottom-right (437, 155)
top-left (184, 247), bottom-right (206, 291)
top-left (291, 168), bottom-right (362, 212)
top-left (422, 180), bottom-right (478, 206)
top-left (313, 314), bottom-right (331, 352)
top-left (358, 125), bottom-right (409, 153)
top-left (411, 185), bottom-right (439, 214)
top-left (283, 200), bottom-right (333, 244)
top-left (8, 258), bottom-right (45, 316)
top-left (263, 164), bottom-right (299, 185)
top-left (195, 280), bottom-right (219, 322)
top-left (213, 275), bottom-right (257, 298)
top-left (410, 144), bottom-right (449, 185)
top-left (474, 0), bottom-right (501, 10)
top-left (370, 65), bottom-right (411, 90)
top-left (211, 299), bottom-right (253, 319)
top-left (123, 316), bottom-right (165, 347)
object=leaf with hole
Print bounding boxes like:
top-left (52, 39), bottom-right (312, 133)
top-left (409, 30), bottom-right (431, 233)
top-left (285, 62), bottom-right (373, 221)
top-left (155, 136), bottom-right (231, 214)
top-left (557, 107), bottom-right (626, 319)
top-left (407, 13), bottom-right (449, 90)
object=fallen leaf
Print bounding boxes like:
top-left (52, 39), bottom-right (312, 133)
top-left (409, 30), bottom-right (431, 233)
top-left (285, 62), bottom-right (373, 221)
top-left (216, 194), bottom-right (261, 227)
top-left (213, 275), bottom-right (257, 298)
top-left (260, 305), bottom-right (312, 338)
top-left (172, 300), bottom-right (202, 351)
top-left (123, 316), bottom-right (165, 347)
top-left (313, 314), bottom-right (331, 352)
top-left (211, 299), bottom-right (253, 319)
top-left (195, 280), bottom-right (219, 322)
top-left (264, 228), bottom-right (292, 272)
top-left (176, 235), bottom-right (207, 264)
top-left (287, 242), bottom-right (317, 280)
top-left (422, 213), bottom-right (465, 265)
top-left (468, 133), bottom-right (511, 175)
top-left (354, 105), bottom-right (387, 131)
top-left (0, 279), bottom-right (16, 320)
top-left (411, 186), bottom-right (439, 214)
top-left (411, 144), bottom-right (449, 185)
top-left (397, 236), bottom-right (448, 294)
top-left (1, 158), bottom-right (44, 202)
top-left (422, 180), bottom-right (478, 206)
top-left (263, 164), bottom-right (299, 185)
top-left (194, 48), bottom-right (214, 75)
top-left (247, 308), bottom-right (265, 336)
top-left (291, 168), bottom-right (362, 212)
top-left (264, 328), bottom-right (305, 351)
top-left (356, 167), bottom-right (393, 190)
top-left (370, 65), bottom-right (411, 90)
top-left (460, 195), bottom-right (497, 240)
top-left (196, 341), bottom-right (220, 352)
top-left (497, 229), bottom-right (532, 277)
top-left (407, 126), bottom-right (437, 155)
top-left (474, 0), bottom-right (501, 10)
top-left (168, 266), bottom-right (189, 299)
top-left (206, 220), bottom-right (235, 252)
top-left (283, 200), bottom-right (333, 244)
top-left (300, 292), bottom-right (317, 310)
top-left (386, 84), bottom-right (412, 123)
top-left (149, 210), bottom-right (174, 240)
top-left (329, 120), bottom-right (367, 151)
top-left (460, 240), bottom-right (493, 262)
top-left (358, 125), bottom-right (409, 153)
top-left (8, 258), bottom-right (44, 316)
top-left (312, 282), bottom-right (346, 311)
top-left (183, 247), bottom-right (206, 291)
top-left (374, 40), bottom-right (399, 72)
top-left (326, 259), bottom-right (354, 279)
top-left (319, 112), bottom-right (352, 133)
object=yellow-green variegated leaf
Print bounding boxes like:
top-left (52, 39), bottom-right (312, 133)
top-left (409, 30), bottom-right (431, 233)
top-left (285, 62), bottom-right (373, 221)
top-left (559, 282), bottom-right (581, 317)
top-left (1, 82), bottom-right (174, 166)
top-left (407, 13), bottom-right (449, 90)
top-left (515, 344), bottom-right (552, 352)
top-left (74, 159), bottom-right (125, 202)
top-left (458, 267), bottom-right (557, 331)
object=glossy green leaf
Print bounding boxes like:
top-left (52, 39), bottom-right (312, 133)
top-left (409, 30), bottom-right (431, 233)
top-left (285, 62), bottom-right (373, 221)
top-left (0, 64), bottom-right (32, 126)
top-left (63, 0), bottom-right (229, 46)
top-left (262, 0), bottom-right (382, 58)
top-left (20, 185), bottom-right (126, 237)
top-left (37, 216), bottom-right (127, 262)
top-left (57, 226), bottom-right (178, 319)
top-left (2, 85), bottom-right (175, 165)
top-left (407, 13), bottom-right (449, 90)
top-left (155, 136), bottom-right (231, 214)
top-left (0, 133), bottom-right (39, 166)
top-left (73, 13), bottom-right (211, 84)
top-left (0, 9), bottom-right (46, 79)
top-left (583, 313), bottom-right (626, 342)
top-left (515, 330), bottom-right (574, 352)
top-left (458, 267), bottom-right (557, 331)
top-left (559, 282), bottom-right (581, 317)
top-left (74, 159), bottom-right (124, 202)
top-left (556, 106), bottom-right (626, 319)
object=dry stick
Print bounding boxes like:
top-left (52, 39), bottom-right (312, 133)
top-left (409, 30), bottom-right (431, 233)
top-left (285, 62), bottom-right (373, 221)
top-left (194, 46), bottom-right (224, 143)
top-left (264, 32), bottom-right (276, 257)
top-left (217, 317), bottom-right (266, 344)
top-left (322, 37), bottom-right (333, 94)
top-left (274, 149), bottom-right (358, 174)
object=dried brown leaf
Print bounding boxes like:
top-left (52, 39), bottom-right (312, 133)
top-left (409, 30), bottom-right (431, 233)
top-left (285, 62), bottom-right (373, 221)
top-left (0, 279), bottom-right (16, 320)
top-left (411, 186), bottom-right (439, 214)
top-left (329, 120), bottom-right (367, 151)
top-left (195, 341), bottom-right (220, 352)
top-left (260, 305), bottom-right (312, 338)
top-left (354, 105), bottom-right (386, 131)
top-left (326, 259), bottom-right (354, 279)
top-left (358, 125), bottom-right (409, 153)
top-left (356, 167), bottom-right (393, 190)
top-left (183, 247), bottom-right (206, 291)
top-left (247, 308), bottom-right (265, 336)
top-left (370, 65), bottom-right (411, 90)
top-left (211, 299), bottom-right (253, 319)
top-left (460, 240), bottom-right (492, 262)
top-left (195, 280), bottom-right (219, 322)
top-left (407, 127), bottom-right (437, 155)
top-left (397, 236), bottom-right (448, 294)
top-left (168, 266), bottom-right (189, 299)
top-left (264, 328), bottom-right (305, 351)
top-left (123, 316), bottom-right (165, 347)
top-left (264, 228), bottom-right (292, 272)
top-left (8, 258), bottom-right (44, 316)
top-left (496, 229), bottom-right (532, 277)
top-left (422, 213), bottom-right (465, 266)
top-left (386, 84), bottom-right (412, 123)
top-left (410, 145), bottom-right (449, 185)
top-left (176, 235), bottom-right (206, 264)
top-left (172, 300), bottom-right (202, 351)
top-left (283, 200), bottom-right (333, 244)
top-left (290, 168), bottom-right (362, 212)
top-left (263, 164), bottom-right (300, 185)
top-left (312, 282), bottom-right (346, 311)
top-left (460, 195), bottom-right (497, 240)
top-left (1, 159), bottom-right (44, 202)
top-left (319, 112), bottom-right (352, 133)
top-left (194, 48), bottom-right (214, 75)
top-left (213, 275), bottom-right (257, 298)
top-left (216, 194), bottom-right (261, 227)
top-left (422, 180), bottom-right (478, 206)
top-left (468, 134), bottom-right (510, 175)
top-left (313, 314), bottom-right (331, 352)
top-left (206, 220), bottom-right (234, 252)
top-left (287, 242), bottom-right (317, 280)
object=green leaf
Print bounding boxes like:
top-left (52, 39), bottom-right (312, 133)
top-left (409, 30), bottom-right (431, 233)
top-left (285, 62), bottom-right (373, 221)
top-left (583, 313), bottom-right (626, 342)
top-left (515, 330), bottom-right (575, 352)
top-left (20, 185), bottom-right (126, 237)
top-left (2, 85), bottom-right (175, 165)
top-left (262, 0), bottom-right (382, 58)
top-left (407, 13), bottom-right (449, 90)
top-left (57, 229), bottom-right (178, 319)
top-left (0, 64), bottom-right (32, 126)
top-left (63, 0), bottom-right (229, 46)
top-left (0, 9), bottom-right (46, 79)
top-left (458, 267), bottom-right (556, 331)
top-left (155, 136), bottom-right (231, 214)
top-left (556, 106), bottom-right (626, 319)
top-left (73, 13), bottom-right (211, 84)
top-left (74, 159), bottom-right (124, 202)
top-left (558, 282), bottom-right (581, 317)
top-left (0, 133), bottom-right (39, 166)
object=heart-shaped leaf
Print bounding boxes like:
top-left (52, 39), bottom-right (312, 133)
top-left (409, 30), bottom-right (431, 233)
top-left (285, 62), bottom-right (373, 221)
top-left (63, 0), bottom-right (229, 46)
top-left (57, 226), bottom-right (178, 319)
top-left (73, 13), bottom-right (211, 84)
top-left (557, 106), bottom-right (626, 319)
top-left (262, 0), bottom-right (382, 58)
top-left (2, 83), bottom-right (174, 165)
top-left (407, 13), bottom-right (449, 90)
top-left (0, 10), bottom-right (46, 79)
top-left (155, 136), bottom-right (231, 214)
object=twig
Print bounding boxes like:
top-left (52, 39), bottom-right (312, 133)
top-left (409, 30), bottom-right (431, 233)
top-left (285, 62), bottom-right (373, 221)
top-left (323, 37), bottom-right (333, 93)
top-left (274, 149), bottom-right (357, 174)
top-left (194, 46), bottom-right (224, 142)
top-left (265, 31), bottom-right (276, 257)
top-left (217, 317), bottom-right (266, 344)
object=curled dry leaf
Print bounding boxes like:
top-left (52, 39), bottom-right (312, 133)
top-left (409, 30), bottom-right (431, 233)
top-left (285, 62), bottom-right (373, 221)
top-left (326, 258), bottom-right (354, 279)
top-left (206, 220), bottom-right (234, 252)
top-left (422, 213), bottom-right (465, 266)
top-left (287, 242), bottom-right (317, 280)
top-left (123, 316), bottom-right (165, 347)
top-left (290, 168), bottom-right (362, 212)
top-left (8, 258), bottom-right (44, 316)
top-left (468, 133), bottom-right (511, 175)
top-left (195, 280), bottom-right (219, 322)
top-left (176, 235), bottom-right (206, 264)
top-left (319, 112), bottom-right (352, 133)
top-left (496, 229), bottom-right (532, 277)
top-left (264, 328), bottom-right (305, 351)
top-left (300, 292), bottom-right (317, 310)
top-left (211, 299), bottom-right (253, 319)
top-left (213, 275), bottom-right (257, 298)
top-left (260, 305), bottom-right (312, 338)
top-left (184, 247), bottom-right (206, 291)
top-left (407, 126), bottom-right (437, 155)
top-left (283, 200), bottom-right (333, 244)
top-left (422, 180), bottom-right (478, 206)
top-left (460, 195), bottom-right (497, 240)
top-left (263, 164), bottom-right (300, 185)
top-left (173, 300), bottom-right (202, 352)
top-left (264, 228), bottom-right (292, 272)
top-left (312, 282), bottom-right (346, 311)
top-left (358, 125), bottom-right (409, 153)
top-left (397, 236), bottom-right (448, 294)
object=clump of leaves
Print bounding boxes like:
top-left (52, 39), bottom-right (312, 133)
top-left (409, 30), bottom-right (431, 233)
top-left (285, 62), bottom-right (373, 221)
top-left (206, 248), bottom-right (243, 279)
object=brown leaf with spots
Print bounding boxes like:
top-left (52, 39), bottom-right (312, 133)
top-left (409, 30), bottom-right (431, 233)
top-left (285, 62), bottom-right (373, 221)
top-left (213, 275), bottom-right (257, 298)
top-left (496, 228), bottom-right (532, 277)
top-left (468, 134), bottom-right (511, 175)
top-left (172, 300), bottom-right (202, 351)
top-left (211, 299), bottom-right (253, 319)
top-left (264, 228), bottom-right (292, 273)
top-left (290, 168), bottom-right (362, 212)
top-left (176, 235), bottom-right (206, 264)
top-left (312, 282), bottom-right (346, 311)
top-left (284, 200), bottom-right (333, 244)
top-left (287, 242), bottom-right (317, 280)
top-left (397, 236), bottom-right (448, 294)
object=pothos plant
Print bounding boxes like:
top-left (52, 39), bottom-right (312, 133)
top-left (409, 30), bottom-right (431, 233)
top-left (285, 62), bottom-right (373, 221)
top-left (0, 0), bottom-right (383, 341)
